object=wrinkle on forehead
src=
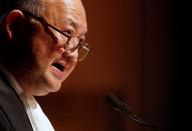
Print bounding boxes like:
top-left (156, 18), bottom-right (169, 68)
top-left (64, 0), bottom-right (85, 12)
top-left (43, 0), bottom-right (61, 24)
top-left (43, 0), bottom-right (86, 26)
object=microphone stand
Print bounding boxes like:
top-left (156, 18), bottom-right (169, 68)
top-left (106, 93), bottom-right (170, 131)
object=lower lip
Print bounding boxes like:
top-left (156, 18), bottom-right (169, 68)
top-left (50, 66), bottom-right (65, 80)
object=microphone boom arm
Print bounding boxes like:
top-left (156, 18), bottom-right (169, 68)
top-left (106, 93), bottom-right (169, 131)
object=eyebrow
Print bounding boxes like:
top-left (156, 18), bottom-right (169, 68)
top-left (67, 17), bottom-right (88, 36)
top-left (67, 17), bottom-right (79, 30)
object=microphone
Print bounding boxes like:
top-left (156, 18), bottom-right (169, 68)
top-left (106, 93), bottom-right (169, 130)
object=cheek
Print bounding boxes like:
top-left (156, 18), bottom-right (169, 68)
top-left (63, 60), bottom-right (77, 81)
top-left (68, 59), bottom-right (78, 74)
top-left (31, 35), bottom-right (57, 66)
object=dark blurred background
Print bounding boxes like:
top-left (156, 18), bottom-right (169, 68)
top-left (37, 0), bottom-right (178, 131)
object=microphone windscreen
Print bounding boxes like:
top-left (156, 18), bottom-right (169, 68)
top-left (106, 93), bottom-right (122, 108)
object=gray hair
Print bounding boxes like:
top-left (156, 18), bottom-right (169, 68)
top-left (0, 0), bottom-right (44, 22)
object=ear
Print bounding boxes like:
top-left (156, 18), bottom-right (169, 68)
top-left (4, 10), bottom-right (24, 41)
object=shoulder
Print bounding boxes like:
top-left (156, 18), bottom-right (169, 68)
top-left (0, 71), bottom-right (33, 131)
top-left (0, 72), bottom-right (17, 130)
top-left (0, 106), bottom-right (15, 131)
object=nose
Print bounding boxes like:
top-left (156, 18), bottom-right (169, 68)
top-left (58, 36), bottom-right (79, 60)
top-left (58, 43), bottom-right (79, 60)
top-left (61, 49), bottom-right (78, 64)
top-left (67, 37), bottom-right (79, 50)
top-left (67, 49), bottom-right (78, 60)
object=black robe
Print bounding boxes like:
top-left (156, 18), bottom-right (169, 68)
top-left (0, 70), bottom-right (33, 131)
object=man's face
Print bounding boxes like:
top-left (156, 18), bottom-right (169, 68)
top-left (19, 0), bottom-right (87, 96)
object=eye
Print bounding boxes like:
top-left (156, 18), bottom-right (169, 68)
top-left (79, 36), bottom-right (86, 44)
top-left (63, 29), bottom-right (74, 36)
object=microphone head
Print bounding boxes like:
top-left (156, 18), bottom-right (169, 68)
top-left (105, 93), bottom-right (123, 109)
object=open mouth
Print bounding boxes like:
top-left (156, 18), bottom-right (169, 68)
top-left (52, 63), bottom-right (65, 72)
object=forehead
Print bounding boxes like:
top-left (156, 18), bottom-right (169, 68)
top-left (43, 0), bottom-right (87, 31)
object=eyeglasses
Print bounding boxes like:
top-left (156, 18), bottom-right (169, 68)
top-left (23, 11), bottom-right (91, 62)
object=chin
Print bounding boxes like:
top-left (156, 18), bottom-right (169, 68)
top-left (33, 84), bottom-right (61, 96)
top-left (35, 91), bottom-right (50, 96)
top-left (47, 81), bottom-right (63, 93)
top-left (50, 86), bottom-right (61, 93)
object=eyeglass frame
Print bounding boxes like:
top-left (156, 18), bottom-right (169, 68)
top-left (22, 11), bottom-right (91, 61)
